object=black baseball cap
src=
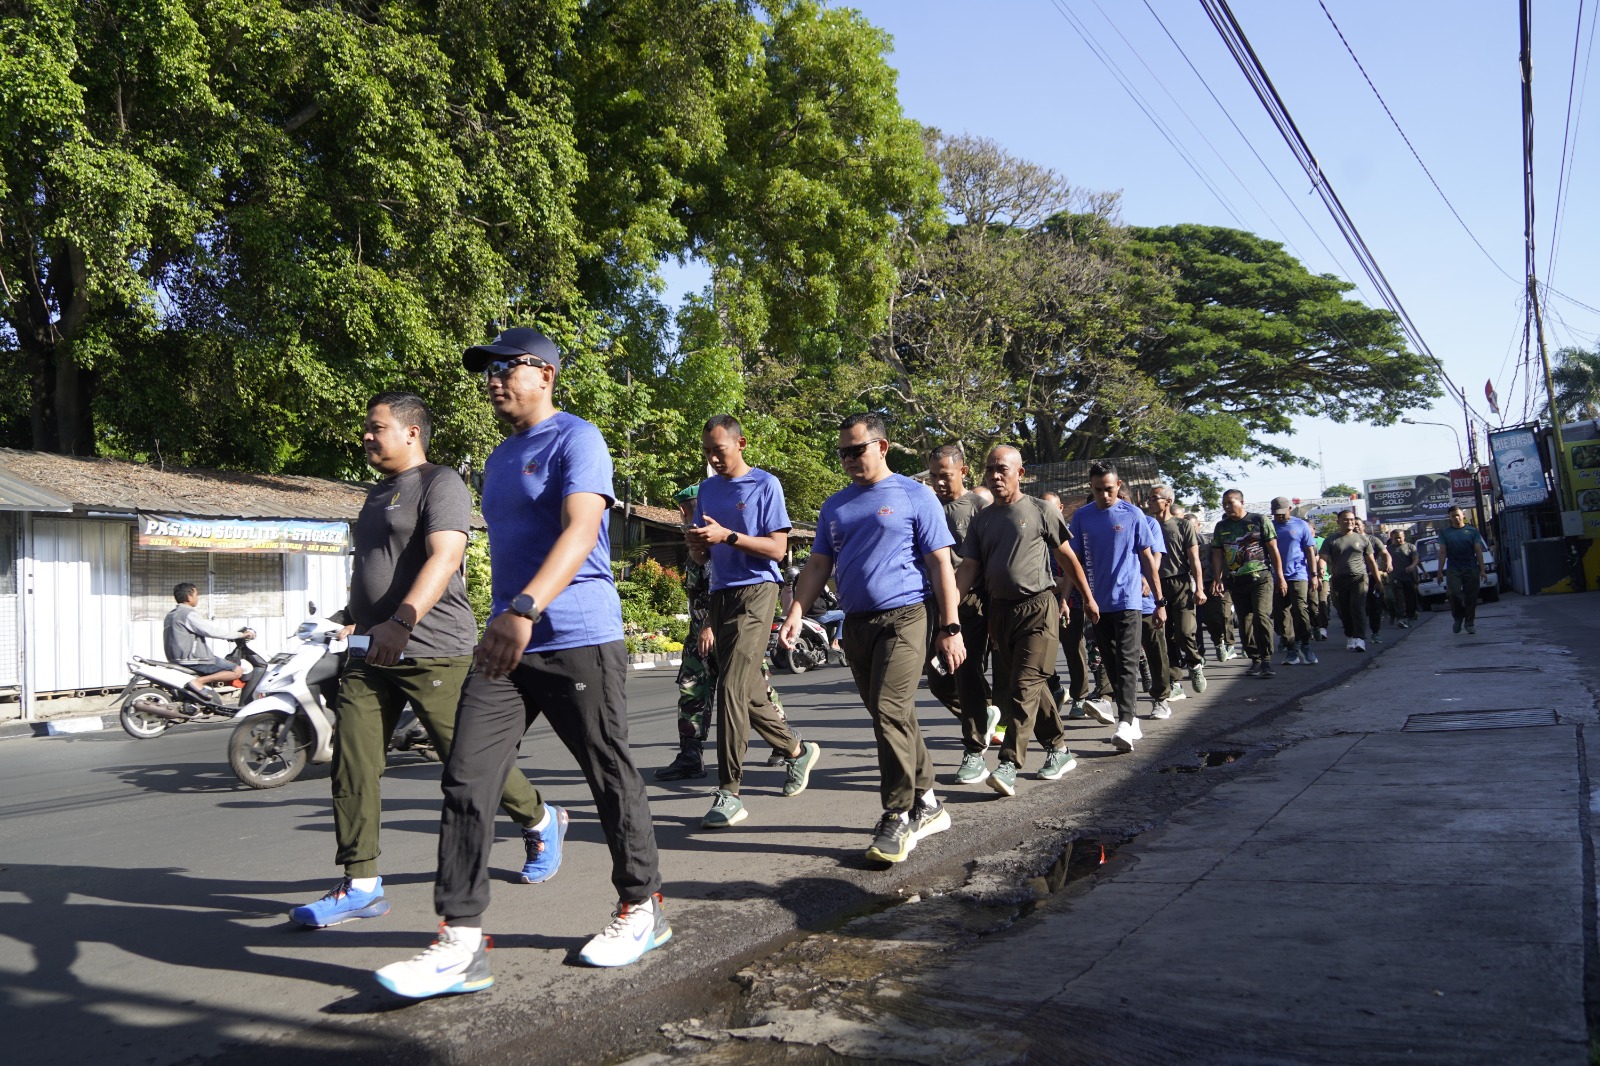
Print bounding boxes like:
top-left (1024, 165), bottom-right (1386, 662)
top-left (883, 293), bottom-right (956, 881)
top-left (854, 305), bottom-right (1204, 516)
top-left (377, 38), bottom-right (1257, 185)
top-left (462, 327), bottom-right (562, 373)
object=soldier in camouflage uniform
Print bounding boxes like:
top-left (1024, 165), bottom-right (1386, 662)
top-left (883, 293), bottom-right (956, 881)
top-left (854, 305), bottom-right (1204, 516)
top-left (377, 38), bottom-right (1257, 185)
top-left (657, 484), bottom-right (787, 780)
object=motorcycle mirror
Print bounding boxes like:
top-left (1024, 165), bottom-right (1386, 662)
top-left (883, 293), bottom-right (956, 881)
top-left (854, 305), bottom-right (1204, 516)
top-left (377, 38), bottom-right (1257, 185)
top-left (308, 600), bottom-right (317, 616)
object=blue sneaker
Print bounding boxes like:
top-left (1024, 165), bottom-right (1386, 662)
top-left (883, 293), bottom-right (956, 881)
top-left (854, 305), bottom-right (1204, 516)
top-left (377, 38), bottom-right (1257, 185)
top-left (291, 877), bottom-right (391, 927)
top-left (520, 804), bottom-right (568, 884)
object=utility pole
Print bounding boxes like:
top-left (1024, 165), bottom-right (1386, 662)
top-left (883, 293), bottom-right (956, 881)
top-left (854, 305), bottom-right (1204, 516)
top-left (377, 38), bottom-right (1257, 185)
top-left (1521, 0), bottom-right (1576, 517)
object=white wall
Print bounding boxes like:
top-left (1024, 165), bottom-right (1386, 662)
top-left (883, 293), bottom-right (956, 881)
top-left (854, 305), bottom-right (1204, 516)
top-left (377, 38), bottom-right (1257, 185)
top-left (30, 518), bottom-right (131, 692)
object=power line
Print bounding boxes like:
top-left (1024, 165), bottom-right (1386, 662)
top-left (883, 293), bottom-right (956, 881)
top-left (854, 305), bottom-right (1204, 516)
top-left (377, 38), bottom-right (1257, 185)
top-left (1135, 0), bottom-right (1378, 309)
top-left (1197, 0), bottom-right (1489, 427)
top-left (1545, 0), bottom-right (1595, 288)
top-left (1315, 0), bottom-right (1521, 289)
top-left (1044, 0), bottom-right (1252, 230)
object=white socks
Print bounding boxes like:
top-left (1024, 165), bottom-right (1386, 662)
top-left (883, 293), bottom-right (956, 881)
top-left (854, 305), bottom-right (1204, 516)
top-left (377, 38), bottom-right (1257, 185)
top-left (350, 876), bottom-right (379, 893)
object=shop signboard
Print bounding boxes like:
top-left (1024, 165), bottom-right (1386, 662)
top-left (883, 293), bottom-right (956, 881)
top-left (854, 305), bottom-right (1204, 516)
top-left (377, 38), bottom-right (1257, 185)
top-left (138, 513), bottom-right (350, 555)
top-left (1362, 473), bottom-right (1454, 525)
top-left (1563, 440), bottom-right (1600, 538)
top-left (1487, 426), bottom-right (1549, 508)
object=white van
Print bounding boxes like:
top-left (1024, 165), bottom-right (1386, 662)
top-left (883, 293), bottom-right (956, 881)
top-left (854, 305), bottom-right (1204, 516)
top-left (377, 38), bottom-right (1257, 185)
top-left (1414, 534), bottom-right (1500, 609)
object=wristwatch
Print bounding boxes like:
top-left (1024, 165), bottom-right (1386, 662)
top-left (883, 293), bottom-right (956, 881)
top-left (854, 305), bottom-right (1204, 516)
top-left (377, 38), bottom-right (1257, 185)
top-left (1154, 598), bottom-right (1168, 607)
top-left (508, 593), bottom-right (542, 623)
top-left (940, 622), bottom-right (962, 636)
top-left (725, 531), bottom-right (740, 547)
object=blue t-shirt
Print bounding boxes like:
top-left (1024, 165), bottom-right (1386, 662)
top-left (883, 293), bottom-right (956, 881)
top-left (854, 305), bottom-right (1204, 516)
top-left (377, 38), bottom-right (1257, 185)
top-left (1139, 514), bottom-right (1162, 614)
top-left (481, 412), bottom-right (623, 653)
top-left (814, 474), bottom-right (954, 614)
top-left (1273, 516), bottom-right (1316, 581)
top-left (695, 468), bottom-right (791, 591)
top-left (1438, 525), bottom-right (1487, 570)
top-left (1068, 499), bottom-right (1155, 614)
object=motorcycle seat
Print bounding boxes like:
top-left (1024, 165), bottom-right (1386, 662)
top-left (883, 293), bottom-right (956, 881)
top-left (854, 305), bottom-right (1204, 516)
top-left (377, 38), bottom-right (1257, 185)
top-left (138, 659), bottom-right (206, 675)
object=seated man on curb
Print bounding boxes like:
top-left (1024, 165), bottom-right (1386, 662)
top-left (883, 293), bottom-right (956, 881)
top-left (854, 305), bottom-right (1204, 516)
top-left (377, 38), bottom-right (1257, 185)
top-left (163, 583), bottom-right (255, 697)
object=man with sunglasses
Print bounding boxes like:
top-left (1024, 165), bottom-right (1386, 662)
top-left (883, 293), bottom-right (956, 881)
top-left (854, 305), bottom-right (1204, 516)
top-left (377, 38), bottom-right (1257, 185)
top-left (782, 415), bottom-right (964, 863)
top-left (690, 415), bottom-right (819, 831)
top-left (375, 328), bottom-right (667, 999)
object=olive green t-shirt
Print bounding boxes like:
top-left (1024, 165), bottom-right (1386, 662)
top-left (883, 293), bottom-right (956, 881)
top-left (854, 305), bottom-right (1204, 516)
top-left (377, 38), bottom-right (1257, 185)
top-left (1389, 541), bottom-right (1418, 579)
top-left (962, 495), bottom-right (1070, 602)
top-left (1321, 532), bottom-right (1372, 579)
top-left (943, 491), bottom-right (986, 560)
top-left (1159, 514), bottom-right (1197, 580)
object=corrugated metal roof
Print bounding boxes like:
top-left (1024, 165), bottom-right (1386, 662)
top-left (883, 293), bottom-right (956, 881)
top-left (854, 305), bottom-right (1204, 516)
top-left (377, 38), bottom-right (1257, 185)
top-left (0, 449), bottom-right (369, 520)
top-left (0, 467), bottom-right (71, 512)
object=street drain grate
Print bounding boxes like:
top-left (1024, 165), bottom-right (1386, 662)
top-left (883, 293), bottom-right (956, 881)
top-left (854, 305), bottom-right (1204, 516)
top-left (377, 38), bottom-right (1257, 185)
top-left (1403, 708), bottom-right (1558, 732)
top-left (1434, 666), bottom-right (1540, 674)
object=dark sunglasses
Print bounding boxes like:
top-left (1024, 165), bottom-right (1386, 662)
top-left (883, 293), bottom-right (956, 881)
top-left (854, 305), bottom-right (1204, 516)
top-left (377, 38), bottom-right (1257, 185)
top-left (836, 438), bottom-right (884, 461)
top-left (483, 355), bottom-right (550, 380)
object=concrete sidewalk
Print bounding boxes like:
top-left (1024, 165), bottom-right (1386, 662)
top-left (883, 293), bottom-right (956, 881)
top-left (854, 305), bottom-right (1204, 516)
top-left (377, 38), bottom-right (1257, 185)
top-left (703, 594), bottom-right (1600, 1064)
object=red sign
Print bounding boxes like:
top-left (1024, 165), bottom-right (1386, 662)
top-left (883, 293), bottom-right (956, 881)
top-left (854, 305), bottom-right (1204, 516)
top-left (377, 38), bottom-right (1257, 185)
top-left (1450, 468), bottom-right (1491, 501)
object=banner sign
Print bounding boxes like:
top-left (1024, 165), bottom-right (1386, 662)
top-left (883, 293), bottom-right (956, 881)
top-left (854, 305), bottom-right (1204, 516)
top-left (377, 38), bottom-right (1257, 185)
top-left (1563, 440), bottom-right (1600, 538)
top-left (1362, 473), bottom-right (1454, 525)
top-left (1449, 468), bottom-right (1492, 504)
top-left (138, 513), bottom-right (350, 555)
top-left (1487, 426), bottom-right (1550, 509)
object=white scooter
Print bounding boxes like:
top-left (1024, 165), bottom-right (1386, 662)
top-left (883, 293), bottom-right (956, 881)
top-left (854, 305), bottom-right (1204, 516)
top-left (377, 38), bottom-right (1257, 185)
top-left (226, 606), bottom-right (434, 789)
top-left (113, 636), bottom-right (269, 739)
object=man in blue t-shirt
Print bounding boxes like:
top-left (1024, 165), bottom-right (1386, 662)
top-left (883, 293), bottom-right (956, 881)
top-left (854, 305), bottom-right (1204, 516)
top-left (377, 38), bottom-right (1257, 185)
top-left (1270, 497), bottom-right (1320, 666)
top-left (783, 414), bottom-right (965, 864)
top-left (376, 329), bottom-right (667, 1001)
top-left (690, 414), bottom-right (815, 831)
top-left (1437, 505), bottom-right (1488, 634)
top-left (1069, 462), bottom-right (1165, 754)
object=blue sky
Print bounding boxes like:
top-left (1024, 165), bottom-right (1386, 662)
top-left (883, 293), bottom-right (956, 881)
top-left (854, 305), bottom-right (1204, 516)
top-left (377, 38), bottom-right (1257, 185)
top-left (671, 1), bottom-right (1599, 505)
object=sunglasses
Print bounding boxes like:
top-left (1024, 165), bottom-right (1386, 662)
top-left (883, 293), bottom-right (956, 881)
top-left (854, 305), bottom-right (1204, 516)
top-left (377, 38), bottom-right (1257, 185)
top-left (483, 355), bottom-right (550, 380)
top-left (836, 438), bottom-right (885, 461)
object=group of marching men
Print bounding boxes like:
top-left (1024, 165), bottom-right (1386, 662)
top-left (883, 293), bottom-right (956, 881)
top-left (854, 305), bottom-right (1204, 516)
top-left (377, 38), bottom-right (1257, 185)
top-left (271, 325), bottom-right (1486, 1002)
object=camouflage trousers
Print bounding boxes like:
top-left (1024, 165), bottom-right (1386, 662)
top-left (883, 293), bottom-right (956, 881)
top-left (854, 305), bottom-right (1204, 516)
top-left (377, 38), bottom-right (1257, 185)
top-left (676, 627), bottom-right (787, 742)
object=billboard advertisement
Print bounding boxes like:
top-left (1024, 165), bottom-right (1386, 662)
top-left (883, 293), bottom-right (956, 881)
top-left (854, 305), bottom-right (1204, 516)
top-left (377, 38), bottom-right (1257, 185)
top-left (1563, 440), bottom-right (1600, 538)
top-left (1487, 426), bottom-right (1549, 509)
top-left (138, 513), bottom-right (351, 555)
top-left (1362, 473), bottom-right (1454, 526)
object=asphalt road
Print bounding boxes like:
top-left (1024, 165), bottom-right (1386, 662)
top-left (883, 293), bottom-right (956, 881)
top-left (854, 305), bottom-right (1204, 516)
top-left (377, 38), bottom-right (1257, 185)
top-left (1, 632), bottom-right (1408, 1065)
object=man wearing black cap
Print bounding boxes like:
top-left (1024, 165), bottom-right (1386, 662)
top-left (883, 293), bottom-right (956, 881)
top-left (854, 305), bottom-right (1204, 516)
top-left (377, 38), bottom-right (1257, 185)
top-left (376, 328), bottom-right (667, 999)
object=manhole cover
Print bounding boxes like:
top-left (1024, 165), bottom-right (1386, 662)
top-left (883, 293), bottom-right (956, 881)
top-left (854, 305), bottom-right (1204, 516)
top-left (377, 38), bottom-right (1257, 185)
top-left (1434, 666), bottom-right (1539, 675)
top-left (1403, 708), bottom-right (1558, 732)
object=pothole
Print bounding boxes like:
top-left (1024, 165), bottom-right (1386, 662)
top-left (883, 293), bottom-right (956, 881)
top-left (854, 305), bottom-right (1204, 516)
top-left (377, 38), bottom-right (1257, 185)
top-left (1159, 749), bottom-right (1247, 774)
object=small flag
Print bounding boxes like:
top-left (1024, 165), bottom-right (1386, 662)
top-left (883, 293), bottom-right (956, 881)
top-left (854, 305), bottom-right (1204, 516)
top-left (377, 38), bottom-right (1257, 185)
top-left (1485, 379), bottom-right (1500, 416)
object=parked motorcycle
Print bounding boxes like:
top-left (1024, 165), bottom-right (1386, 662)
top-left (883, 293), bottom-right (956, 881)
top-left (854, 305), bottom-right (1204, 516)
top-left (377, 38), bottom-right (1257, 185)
top-left (226, 608), bottom-right (434, 789)
top-left (114, 636), bottom-right (269, 739)
top-left (768, 616), bottom-right (832, 674)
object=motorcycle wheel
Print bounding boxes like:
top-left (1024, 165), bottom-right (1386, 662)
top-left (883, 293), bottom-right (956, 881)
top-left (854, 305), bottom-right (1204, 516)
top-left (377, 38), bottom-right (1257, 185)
top-left (120, 686), bottom-right (172, 739)
top-left (228, 712), bottom-right (312, 789)
top-left (781, 634), bottom-right (828, 674)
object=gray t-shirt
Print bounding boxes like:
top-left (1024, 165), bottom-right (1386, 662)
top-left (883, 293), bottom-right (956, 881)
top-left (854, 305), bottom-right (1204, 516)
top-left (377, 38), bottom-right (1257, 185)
top-left (1158, 514), bottom-right (1197, 581)
top-left (1389, 541), bottom-right (1418, 580)
top-left (349, 463), bottom-right (477, 657)
top-left (1321, 533), bottom-right (1372, 579)
top-left (962, 495), bottom-right (1070, 602)
top-left (943, 491), bottom-right (985, 560)
top-left (1367, 533), bottom-right (1390, 573)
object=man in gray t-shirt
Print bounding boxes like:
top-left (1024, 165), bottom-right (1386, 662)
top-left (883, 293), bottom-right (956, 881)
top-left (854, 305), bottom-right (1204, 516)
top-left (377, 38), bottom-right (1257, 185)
top-left (289, 392), bottom-right (545, 929)
top-left (163, 583), bottom-right (255, 692)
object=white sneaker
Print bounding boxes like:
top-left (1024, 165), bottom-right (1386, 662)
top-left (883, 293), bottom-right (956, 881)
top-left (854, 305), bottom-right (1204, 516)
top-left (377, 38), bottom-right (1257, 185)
top-left (578, 893), bottom-right (673, 967)
top-left (1223, 645), bottom-right (1242, 661)
top-left (1344, 638), bottom-right (1355, 651)
top-left (984, 705), bottom-right (1002, 746)
top-left (1353, 638), bottom-right (1366, 653)
top-left (1086, 698), bottom-right (1118, 725)
top-left (1151, 700), bottom-right (1173, 720)
top-left (1112, 719), bottom-right (1141, 752)
top-left (1167, 685), bottom-right (1188, 701)
top-left (1318, 627), bottom-right (1328, 640)
top-left (375, 924), bottom-right (493, 998)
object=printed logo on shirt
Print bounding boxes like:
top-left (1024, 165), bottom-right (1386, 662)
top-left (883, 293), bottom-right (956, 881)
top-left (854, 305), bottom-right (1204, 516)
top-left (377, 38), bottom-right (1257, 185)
top-left (523, 457), bottom-right (542, 475)
top-left (735, 500), bottom-right (747, 511)
top-left (1112, 524), bottom-right (1123, 532)
top-left (877, 506), bottom-right (895, 517)
top-left (385, 491), bottom-right (401, 511)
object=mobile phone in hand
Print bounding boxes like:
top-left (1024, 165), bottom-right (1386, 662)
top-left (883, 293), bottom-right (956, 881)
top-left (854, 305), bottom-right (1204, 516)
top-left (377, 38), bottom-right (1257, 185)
top-left (929, 652), bottom-right (949, 676)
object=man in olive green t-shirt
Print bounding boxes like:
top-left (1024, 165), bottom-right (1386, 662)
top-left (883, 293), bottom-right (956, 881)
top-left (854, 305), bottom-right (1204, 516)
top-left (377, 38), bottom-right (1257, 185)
top-left (1319, 511), bottom-right (1381, 652)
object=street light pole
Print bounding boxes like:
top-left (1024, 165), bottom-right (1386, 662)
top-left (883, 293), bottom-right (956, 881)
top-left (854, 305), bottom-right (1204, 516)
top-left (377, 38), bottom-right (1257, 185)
top-left (1400, 417), bottom-right (1464, 466)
